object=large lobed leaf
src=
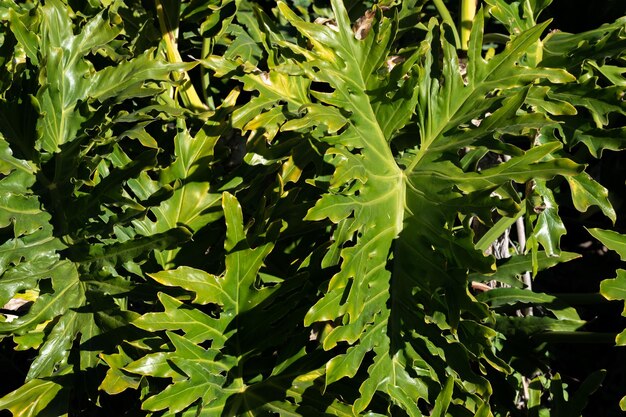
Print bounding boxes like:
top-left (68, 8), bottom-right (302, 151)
top-left (0, 1), bottom-right (216, 414)
top-left (125, 193), bottom-right (298, 415)
top-left (1, 1), bottom-right (623, 416)
top-left (191, 2), bottom-right (586, 415)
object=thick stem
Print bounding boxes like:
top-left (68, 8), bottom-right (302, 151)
top-left (155, 0), bottom-right (207, 112)
top-left (432, 0), bottom-right (462, 49)
top-left (460, 0), bottom-right (477, 50)
top-left (520, 377), bottom-right (530, 409)
top-left (516, 216), bottom-right (534, 316)
top-left (200, 36), bottom-right (215, 110)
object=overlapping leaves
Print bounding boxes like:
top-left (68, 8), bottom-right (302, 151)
top-left (119, 193), bottom-right (350, 415)
top-left (124, 1), bottom-right (596, 415)
top-left (127, 193), bottom-right (275, 413)
top-left (1, 0), bottom-right (625, 416)
top-left (0, 1), bottom-right (228, 415)
top-left (586, 228), bottom-right (626, 410)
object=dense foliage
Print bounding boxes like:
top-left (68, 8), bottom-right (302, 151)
top-left (0, 0), bottom-right (625, 415)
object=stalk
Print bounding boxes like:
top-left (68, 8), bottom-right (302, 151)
top-left (155, 0), bottom-right (207, 112)
top-left (460, 0), bottom-right (477, 50)
top-left (201, 36), bottom-right (215, 110)
top-left (516, 215), bottom-right (533, 316)
top-left (432, 0), bottom-right (462, 49)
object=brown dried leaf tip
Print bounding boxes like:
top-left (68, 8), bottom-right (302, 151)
top-left (386, 55), bottom-right (405, 72)
top-left (314, 17), bottom-right (338, 32)
top-left (353, 9), bottom-right (376, 40)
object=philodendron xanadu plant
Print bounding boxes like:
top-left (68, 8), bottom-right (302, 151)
top-left (0, 0), bottom-right (624, 416)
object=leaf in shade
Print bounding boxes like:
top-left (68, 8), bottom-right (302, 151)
top-left (26, 309), bottom-right (100, 380)
top-left (566, 124), bottom-right (626, 158)
top-left (470, 251), bottom-right (580, 287)
top-left (0, 227), bottom-right (64, 279)
top-left (494, 315), bottom-right (584, 336)
top-left (540, 17), bottom-right (626, 70)
top-left (130, 192), bottom-right (276, 414)
top-left (74, 227), bottom-right (192, 270)
top-left (33, 0), bottom-right (189, 154)
top-left (564, 370), bottom-right (606, 416)
top-left (139, 332), bottom-right (227, 414)
top-left (0, 260), bottom-right (89, 379)
top-left (550, 82), bottom-right (626, 128)
top-left (591, 228), bottom-right (626, 346)
top-left (131, 99), bottom-right (236, 268)
top-left (587, 61), bottom-right (626, 86)
top-left (0, 261), bottom-right (82, 334)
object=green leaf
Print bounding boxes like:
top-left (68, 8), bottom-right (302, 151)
top-left (224, 24), bottom-right (264, 64)
top-left (494, 315), bottom-right (584, 336)
top-left (133, 292), bottom-right (226, 345)
top-left (589, 229), bottom-right (626, 377)
top-left (0, 378), bottom-right (64, 417)
top-left (99, 347), bottom-right (141, 395)
top-left (477, 287), bottom-right (555, 307)
top-left (148, 267), bottom-right (223, 306)
top-left (475, 209), bottom-right (524, 253)
top-left (0, 170), bottom-right (51, 238)
top-left (123, 351), bottom-right (183, 380)
top-left (74, 227), bottom-right (192, 270)
top-left (140, 332), bottom-right (227, 414)
top-left (566, 172), bottom-right (616, 223)
top-left (587, 61), bottom-right (626, 86)
top-left (530, 179), bottom-right (567, 256)
top-left (2, 0), bottom-right (621, 415)
top-left (600, 271), bottom-right (626, 305)
top-left (430, 376), bottom-right (454, 417)
top-left (26, 309), bottom-right (99, 380)
top-left (33, 0), bottom-right (187, 154)
top-left (0, 261), bottom-right (82, 334)
top-left (268, 3), bottom-right (584, 414)
top-left (470, 251), bottom-right (580, 287)
top-left (541, 17), bottom-right (626, 70)
top-left (131, 192), bottom-right (277, 414)
top-left (550, 82), bottom-right (626, 128)
top-left (7, 7), bottom-right (40, 66)
top-left (588, 228), bottom-right (626, 260)
top-left (0, 138), bottom-right (35, 175)
top-left (565, 369), bottom-right (606, 416)
top-left (132, 106), bottom-right (234, 267)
